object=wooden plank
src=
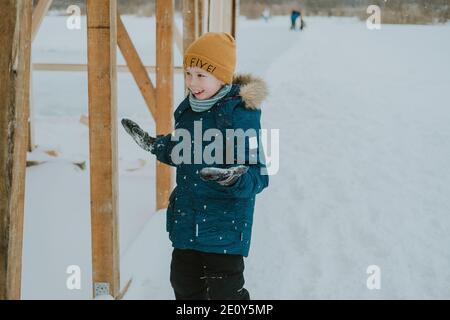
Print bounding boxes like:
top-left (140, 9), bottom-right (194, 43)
top-left (115, 278), bottom-right (132, 300)
top-left (28, 69), bottom-right (36, 151)
top-left (117, 15), bottom-right (157, 120)
top-left (206, 0), bottom-right (210, 33)
top-left (32, 63), bottom-right (184, 73)
top-left (183, 0), bottom-right (196, 51)
top-left (231, 0), bottom-right (237, 39)
top-left (196, 0), bottom-right (205, 37)
top-left (183, 0), bottom-right (196, 95)
top-left (156, 0), bottom-right (174, 210)
top-left (0, 0), bottom-right (32, 300)
top-left (208, 0), bottom-right (222, 32)
top-left (223, 0), bottom-right (232, 33)
top-left (32, 0), bottom-right (53, 42)
top-left (208, 0), bottom-right (234, 34)
top-left (86, 0), bottom-right (120, 298)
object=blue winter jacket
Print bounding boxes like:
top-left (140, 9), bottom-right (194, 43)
top-left (152, 74), bottom-right (269, 257)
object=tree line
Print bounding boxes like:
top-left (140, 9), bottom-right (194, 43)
top-left (38, 0), bottom-right (450, 24)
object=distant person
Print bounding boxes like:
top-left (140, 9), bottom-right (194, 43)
top-left (261, 7), bottom-right (271, 22)
top-left (290, 10), bottom-right (301, 30)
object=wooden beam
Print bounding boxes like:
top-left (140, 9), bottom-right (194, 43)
top-left (208, 0), bottom-right (235, 34)
top-left (196, 0), bottom-right (205, 37)
top-left (206, 0), bottom-right (210, 33)
top-left (86, 0), bottom-right (120, 298)
top-left (32, 63), bottom-right (184, 73)
top-left (231, 0), bottom-right (237, 39)
top-left (32, 0), bottom-right (53, 42)
top-left (183, 0), bottom-right (196, 52)
top-left (156, 0), bottom-right (174, 210)
top-left (117, 14), bottom-right (157, 120)
top-left (115, 278), bottom-right (132, 300)
top-left (183, 0), bottom-right (196, 95)
top-left (28, 71), bottom-right (35, 151)
top-left (0, 0), bottom-right (32, 300)
top-left (208, 0), bottom-right (221, 32)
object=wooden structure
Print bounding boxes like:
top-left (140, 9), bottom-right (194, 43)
top-left (0, 0), bottom-right (32, 301)
top-left (0, 0), bottom-right (237, 300)
top-left (86, 0), bottom-right (120, 298)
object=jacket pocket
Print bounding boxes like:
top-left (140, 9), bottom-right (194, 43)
top-left (166, 187), bottom-right (177, 232)
top-left (194, 212), bottom-right (243, 247)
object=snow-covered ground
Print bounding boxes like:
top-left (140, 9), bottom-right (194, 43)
top-left (22, 15), bottom-right (450, 299)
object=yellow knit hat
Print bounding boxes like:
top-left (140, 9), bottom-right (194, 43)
top-left (183, 32), bottom-right (236, 84)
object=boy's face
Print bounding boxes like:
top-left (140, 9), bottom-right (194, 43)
top-left (185, 67), bottom-right (225, 100)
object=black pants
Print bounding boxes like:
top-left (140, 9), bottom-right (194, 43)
top-left (170, 248), bottom-right (250, 300)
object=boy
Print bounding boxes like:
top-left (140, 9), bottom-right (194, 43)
top-left (122, 32), bottom-right (269, 300)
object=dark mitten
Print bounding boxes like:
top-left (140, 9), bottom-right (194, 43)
top-left (199, 165), bottom-right (249, 186)
top-left (121, 118), bottom-right (156, 153)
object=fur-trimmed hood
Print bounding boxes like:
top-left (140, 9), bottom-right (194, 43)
top-left (233, 74), bottom-right (268, 110)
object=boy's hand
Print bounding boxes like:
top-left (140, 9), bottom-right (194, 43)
top-left (121, 118), bottom-right (156, 153)
top-left (199, 165), bottom-right (249, 186)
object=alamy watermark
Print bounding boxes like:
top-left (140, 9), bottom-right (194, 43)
top-left (66, 5), bottom-right (81, 30)
top-left (167, 121), bottom-right (279, 176)
top-left (66, 265), bottom-right (81, 290)
top-left (366, 265), bottom-right (381, 290)
top-left (367, 5), bottom-right (382, 30)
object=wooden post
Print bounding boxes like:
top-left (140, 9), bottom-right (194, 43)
top-left (28, 69), bottom-right (36, 151)
top-left (0, 0), bottom-right (32, 300)
top-left (196, 0), bottom-right (205, 37)
top-left (207, 0), bottom-right (220, 32)
top-left (207, 0), bottom-right (236, 35)
top-left (155, 0), bottom-right (174, 210)
top-left (231, 0), bottom-right (237, 39)
top-left (86, 0), bottom-right (120, 298)
top-left (183, 0), bottom-right (196, 95)
top-left (183, 0), bottom-right (196, 51)
top-left (206, 0), bottom-right (210, 33)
